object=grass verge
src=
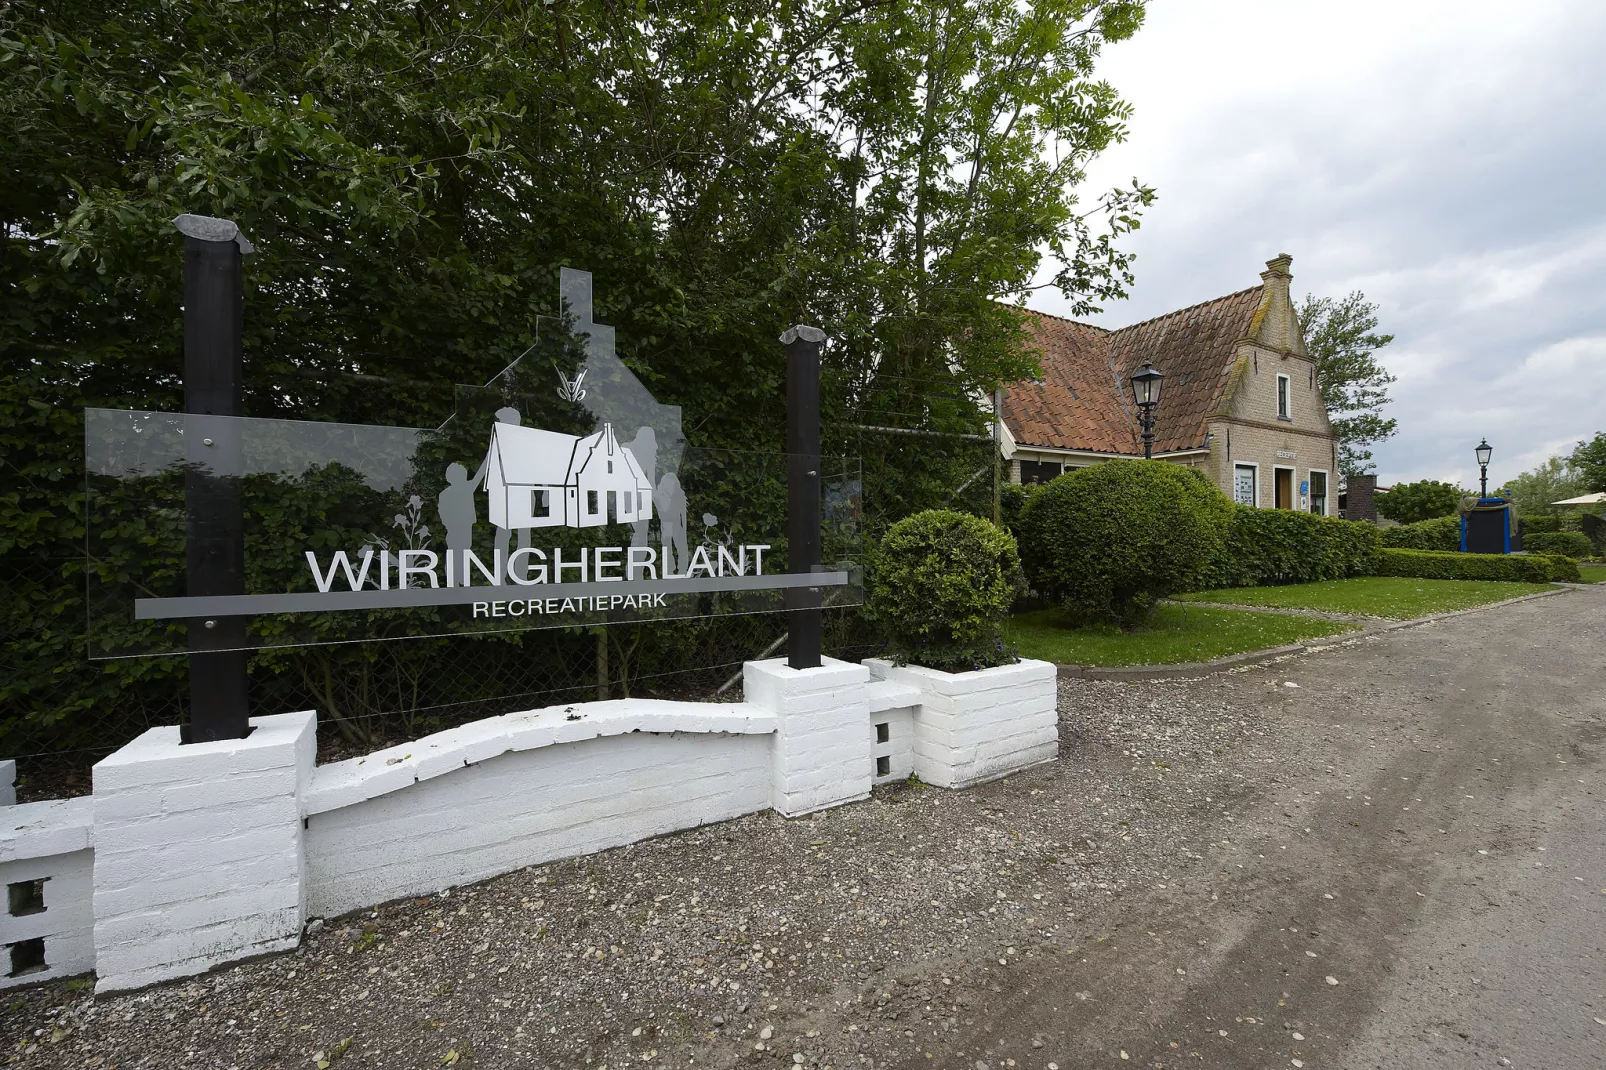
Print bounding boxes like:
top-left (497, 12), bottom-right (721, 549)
top-left (1175, 576), bottom-right (1552, 619)
top-left (1005, 603), bottom-right (1357, 667)
top-left (1573, 564), bottom-right (1606, 585)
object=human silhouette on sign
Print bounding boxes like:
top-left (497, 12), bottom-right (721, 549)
top-left (436, 462), bottom-right (484, 585)
top-left (471, 406), bottom-right (528, 579)
top-left (624, 426), bottom-right (657, 548)
top-left (657, 469), bottom-right (687, 575)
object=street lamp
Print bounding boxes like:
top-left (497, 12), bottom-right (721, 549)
top-left (1130, 361), bottom-right (1165, 460)
top-left (1475, 438), bottom-right (1492, 497)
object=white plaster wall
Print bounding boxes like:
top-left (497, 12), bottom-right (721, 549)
top-left (1, 797), bottom-right (95, 988)
top-left (306, 731), bottom-right (771, 919)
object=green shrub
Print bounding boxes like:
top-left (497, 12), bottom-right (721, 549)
top-left (1519, 515), bottom-right (1561, 534)
top-left (1375, 548), bottom-right (1579, 583)
top-left (1206, 506), bottom-right (1379, 588)
top-left (1524, 531), bottom-right (1593, 558)
top-left (1378, 514), bottom-right (1462, 552)
top-left (1374, 480), bottom-right (1464, 524)
top-left (1016, 459), bottom-right (1233, 626)
top-left (869, 509), bottom-right (1022, 671)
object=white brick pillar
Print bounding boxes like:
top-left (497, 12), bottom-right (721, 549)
top-left (91, 710), bottom-right (315, 992)
top-left (744, 657), bottom-right (870, 817)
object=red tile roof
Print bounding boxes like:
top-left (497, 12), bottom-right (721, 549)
top-left (1004, 285), bottom-right (1266, 456)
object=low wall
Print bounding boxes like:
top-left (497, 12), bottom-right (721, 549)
top-left (2, 656), bottom-right (1059, 992)
top-left (307, 725), bottom-right (772, 918)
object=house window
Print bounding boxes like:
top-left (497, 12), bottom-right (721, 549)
top-left (1277, 374), bottom-right (1291, 420)
top-left (587, 490), bottom-right (599, 514)
top-left (530, 489), bottom-right (550, 519)
top-left (1019, 460), bottom-right (1062, 485)
top-left (636, 491), bottom-right (644, 512)
top-left (1309, 471), bottom-right (1329, 517)
top-left (607, 460), bottom-right (613, 474)
top-left (1233, 464), bottom-right (1257, 506)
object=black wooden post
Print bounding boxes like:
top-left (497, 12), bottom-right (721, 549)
top-left (783, 325), bottom-right (825, 670)
top-left (175, 214), bottom-right (254, 743)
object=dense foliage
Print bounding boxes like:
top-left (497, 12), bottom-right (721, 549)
top-left (1296, 292), bottom-right (1396, 474)
top-left (1523, 532), bottom-right (1593, 559)
top-left (1206, 506), bottom-right (1379, 588)
top-left (1519, 515), bottom-right (1561, 534)
top-left (869, 510), bottom-right (1021, 671)
top-left (1016, 460), bottom-right (1232, 625)
top-left (1373, 480), bottom-right (1463, 524)
top-left (1375, 548), bottom-right (1578, 584)
top-left (0, 1), bottom-right (1153, 754)
top-left (1500, 456), bottom-right (1588, 517)
top-left (1377, 515), bottom-right (1462, 552)
top-left (1570, 432), bottom-right (1606, 494)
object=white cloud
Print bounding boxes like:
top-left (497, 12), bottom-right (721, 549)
top-left (1032, 0), bottom-right (1606, 488)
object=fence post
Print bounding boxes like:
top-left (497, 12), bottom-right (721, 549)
top-left (782, 325), bottom-right (825, 670)
top-left (174, 214), bottom-right (254, 743)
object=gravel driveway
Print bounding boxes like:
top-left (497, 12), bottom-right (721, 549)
top-left (5, 587), bottom-right (1603, 1069)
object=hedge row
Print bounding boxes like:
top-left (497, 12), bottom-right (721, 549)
top-left (1519, 515), bottom-right (1561, 534)
top-left (1375, 548), bottom-right (1580, 583)
top-left (1523, 531), bottom-right (1594, 558)
top-left (1205, 506), bottom-right (1379, 588)
top-left (1378, 515), bottom-right (1461, 552)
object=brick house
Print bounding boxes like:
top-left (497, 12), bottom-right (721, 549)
top-left (1000, 254), bottom-right (1341, 515)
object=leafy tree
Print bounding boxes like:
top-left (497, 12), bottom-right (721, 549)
top-left (1374, 479), bottom-right (1462, 525)
top-left (1297, 292), bottom-right (1397, 474)
top-left (1, 0), bottom-right (1153, 754)
top-left (1499, 456), bottom-right (1587, 516)
top-left (1569, 432), bottom-right (1606, 493)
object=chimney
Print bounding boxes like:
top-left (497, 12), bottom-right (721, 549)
top-left (1345, 473), bottom-right (1378, 523)
top-left (1256, 253), bottom-right (1299, 352)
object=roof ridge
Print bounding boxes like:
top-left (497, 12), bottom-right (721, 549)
top-left (1016, 284), bottom-right (1262, 336)
top-left (1107, 284), bottom-right (1263, 335)
top-left (1016, 305), bottom-right (1113, 332)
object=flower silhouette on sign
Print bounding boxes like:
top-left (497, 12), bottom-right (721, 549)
top-left (556, 366), bottom-right (588, 404)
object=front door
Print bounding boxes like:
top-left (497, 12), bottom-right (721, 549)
top-left (1275, 468), bottom-right (1293, 509)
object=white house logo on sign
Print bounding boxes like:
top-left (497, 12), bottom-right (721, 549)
top-left (300, 410), bottom-right (777, 621)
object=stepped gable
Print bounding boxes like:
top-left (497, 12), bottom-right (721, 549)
top-left (1003, 284), bottom-right (1265, 456)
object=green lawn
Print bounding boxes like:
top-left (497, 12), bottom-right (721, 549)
top-left (1004, 603), bottom-right (1357, 667)
top-left (1574, 564), bottom-right (1606, 585)
top-left (1175, 576), bottom-right (1552, 619)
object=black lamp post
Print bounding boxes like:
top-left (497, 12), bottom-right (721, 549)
top-left (1130, 361), bottom-right (1165, 459)
top-left (1475, 438), bottom-right (1492, 497)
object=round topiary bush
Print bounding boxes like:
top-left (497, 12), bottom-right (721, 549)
top-left (1017, 459), bottom-right (1233, 626)
top-left (1524, 530), bottom-right (1593, 558)
top-left (869, 509), bottom-right (1022, 671)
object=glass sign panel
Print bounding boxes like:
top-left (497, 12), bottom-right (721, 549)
top-left (83, 268), bottom-right (860, 659)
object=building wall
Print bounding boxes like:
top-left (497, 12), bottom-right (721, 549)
top-left (1199, 342), bottom-right (1338, 511)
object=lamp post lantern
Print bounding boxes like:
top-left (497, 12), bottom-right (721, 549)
top-left (1130, 361), bottom-right (1165, 460)
top-left (1475, 438), bottom-right (1492, 498)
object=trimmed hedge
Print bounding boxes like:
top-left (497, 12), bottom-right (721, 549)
top-left (869, 509), bottom-right (1022, 671)
top-left (1375, 548), bottom-right (1580, 583)
top-left (1524, 531), bottom-right (1594, 558)
top-left (1378, 515), bottom-right (1462, 552)
top-left (1519, 515), bottom-right (1561, 534)
top-left (1206, 506), bottom-right (1379, 588)
top-left (1017, 460), bottom-right (1232, 625)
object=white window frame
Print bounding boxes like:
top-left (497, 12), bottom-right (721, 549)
top-left (1233, 463), bottom-right (1259, 507)
top-left (1272, 464), bottom-right (1296, 510)
top-left (1307, 468), bottom-right (1330, 517)
top-left (1276, 373), bottom-right (1292, 421)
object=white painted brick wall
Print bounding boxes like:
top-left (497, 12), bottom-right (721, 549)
top-left (90, 711), bottom-right (315, 993)
top-left (1, 796), bottom-right (94, 988)
top-left (744, 657), bottom-right (872, 816)
top-left (865, 659), bottom-right (1058, 788)
top-left (305, 731), bottom-right (770, 918)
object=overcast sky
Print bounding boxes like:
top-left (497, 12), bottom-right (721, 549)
top-left (1030, 0), bottom-right (1606, 490)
